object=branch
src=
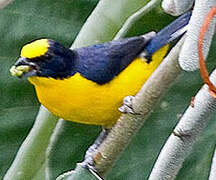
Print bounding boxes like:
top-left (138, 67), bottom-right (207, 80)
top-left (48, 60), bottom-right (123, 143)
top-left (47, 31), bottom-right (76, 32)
top-left (45, 119), bottom-right (65, 179)
top-left (148, 69), bottom-right (216, 180)
top-left (94, 37), bottom-right (185, 176)
top-left (178, 0), bottom-right (216, 71)
top-left (71, 0), bottom-right (150, 49)
top-left (162, 0), bottom-right (194, 16)
top-left (3, 106), bottom-right (58, 180)
top-left (114, 0), bottom-right (161, 40)
top-left (0, 0), bottom-right (13, 9)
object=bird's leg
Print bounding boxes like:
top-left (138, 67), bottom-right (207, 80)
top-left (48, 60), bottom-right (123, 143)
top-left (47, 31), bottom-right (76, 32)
top-left (118, 95), bottom-right (137, 114)
top-left (84, 128), bottom-right (109, 160)
top-left (82, 128), bottom-right (110, 171)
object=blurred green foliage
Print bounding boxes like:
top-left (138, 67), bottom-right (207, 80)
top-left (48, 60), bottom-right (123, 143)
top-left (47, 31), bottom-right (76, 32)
top-left (0, 0), bottom-right (216, 179)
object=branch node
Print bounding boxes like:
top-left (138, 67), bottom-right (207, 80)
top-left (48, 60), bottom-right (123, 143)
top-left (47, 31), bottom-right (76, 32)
top-left (173, 129), bottom-right (193, 141)
top-left (118, 96), bottom-right (141, 115)
top-left (190, 97), bottom-right (195, 108)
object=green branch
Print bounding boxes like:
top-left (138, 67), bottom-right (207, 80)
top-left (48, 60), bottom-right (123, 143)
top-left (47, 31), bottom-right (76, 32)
top-left (114, 0), bottom-right (161, 40)
top-left (4, 106), bottom-right (58, 180)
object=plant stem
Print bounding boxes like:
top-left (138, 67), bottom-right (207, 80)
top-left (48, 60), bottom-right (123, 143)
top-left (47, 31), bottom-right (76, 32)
top-left (114, 0), bottom-right (161, 40)
top-left (3, 106), bottom-right (58, 180)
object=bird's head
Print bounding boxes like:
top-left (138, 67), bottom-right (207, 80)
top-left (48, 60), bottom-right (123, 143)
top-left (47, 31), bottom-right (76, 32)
top-left (10, 39), bottom-right (76, 79)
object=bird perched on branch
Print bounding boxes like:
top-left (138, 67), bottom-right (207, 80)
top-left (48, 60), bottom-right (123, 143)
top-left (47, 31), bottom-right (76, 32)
top-left (10, 12), bottom-right (191, 128)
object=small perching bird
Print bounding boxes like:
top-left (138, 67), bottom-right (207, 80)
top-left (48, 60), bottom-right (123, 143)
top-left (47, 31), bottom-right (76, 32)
top-left (10, 11), bottom-right (191, 128)
top-left (10, 11), bottom-right (191, 171)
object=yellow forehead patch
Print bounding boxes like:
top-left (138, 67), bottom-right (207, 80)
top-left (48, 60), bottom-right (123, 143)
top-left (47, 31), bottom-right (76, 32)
top-left (20, 39), bottom-right (49, 59)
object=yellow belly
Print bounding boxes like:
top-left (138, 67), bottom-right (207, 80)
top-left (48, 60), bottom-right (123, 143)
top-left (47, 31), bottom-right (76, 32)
top-left (28, 46), bottom-right (168, 127)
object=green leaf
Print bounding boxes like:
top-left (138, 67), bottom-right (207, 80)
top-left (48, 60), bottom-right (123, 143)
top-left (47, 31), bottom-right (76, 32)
top-left (56, 164), bottom-right (100, 180)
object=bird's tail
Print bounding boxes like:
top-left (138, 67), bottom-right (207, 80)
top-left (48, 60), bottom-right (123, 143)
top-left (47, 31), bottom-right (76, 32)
top-left (144, 11), bottom-right (192, 59)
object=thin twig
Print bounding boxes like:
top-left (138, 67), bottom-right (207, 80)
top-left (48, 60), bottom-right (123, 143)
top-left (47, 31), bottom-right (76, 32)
top-left (45, 119), bottom-right (65, 179)
top-left (114, 0), bottom-right (161, 40)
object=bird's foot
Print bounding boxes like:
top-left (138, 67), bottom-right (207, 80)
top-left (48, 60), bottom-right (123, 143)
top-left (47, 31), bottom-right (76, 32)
top-left (118, 95), bottom-right (136, 114)
top-left (81, 129), bottom-right (109, 179)
top-left (84, 129), bottom-right (109, 160)
top-left (81, 155), bottom-right (97, 172)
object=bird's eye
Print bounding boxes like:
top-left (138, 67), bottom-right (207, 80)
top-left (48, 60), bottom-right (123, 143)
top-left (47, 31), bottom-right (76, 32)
top-left (43, 51), bottom-right (54, 60)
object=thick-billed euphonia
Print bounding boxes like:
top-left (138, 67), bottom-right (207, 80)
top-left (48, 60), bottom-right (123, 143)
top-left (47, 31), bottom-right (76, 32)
top-left (10, 12), bottom-right (191, 128)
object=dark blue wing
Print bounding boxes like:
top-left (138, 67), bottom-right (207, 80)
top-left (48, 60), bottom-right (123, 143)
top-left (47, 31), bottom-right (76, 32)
top-left (74, 36), bottom-right (148, 84)
top-left (73, 11), bottom-right (192, 85)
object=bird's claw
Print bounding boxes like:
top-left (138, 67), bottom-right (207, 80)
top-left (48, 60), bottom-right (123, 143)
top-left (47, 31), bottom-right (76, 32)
top-left (82, 128), bottom-right (109, 177)
top-left (84, 143), bottom-right (98, 160)
top-left (81, 156), bottom-right (96, 171)
top-left (118, 95), bottom-right (136, 114)
top-left (81, 159), bottom-right (104, 180)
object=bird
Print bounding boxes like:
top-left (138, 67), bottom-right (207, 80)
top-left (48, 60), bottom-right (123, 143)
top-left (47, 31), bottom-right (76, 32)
top-left (10, 11), bottom-right (191, 171)
top-left (10, 12), bottom-right (191, 129)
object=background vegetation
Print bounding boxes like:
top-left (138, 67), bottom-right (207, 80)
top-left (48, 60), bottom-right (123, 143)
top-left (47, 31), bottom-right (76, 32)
top-left (0, 0), bottom-right (216, 179)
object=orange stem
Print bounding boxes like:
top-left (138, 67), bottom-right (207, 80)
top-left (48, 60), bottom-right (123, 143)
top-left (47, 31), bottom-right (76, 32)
top-left (198, 6), bottom-right (216, 95)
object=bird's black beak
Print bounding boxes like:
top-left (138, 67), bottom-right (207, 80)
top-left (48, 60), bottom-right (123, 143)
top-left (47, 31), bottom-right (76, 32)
top-left (14, 57), bottom-right (30, 66)
top-left (10, 57), bottom-right (38, 78)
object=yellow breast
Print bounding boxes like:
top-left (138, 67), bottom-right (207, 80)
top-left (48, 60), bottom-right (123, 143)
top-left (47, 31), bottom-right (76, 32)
top-left (28, 45), bottom-right (168, 127)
